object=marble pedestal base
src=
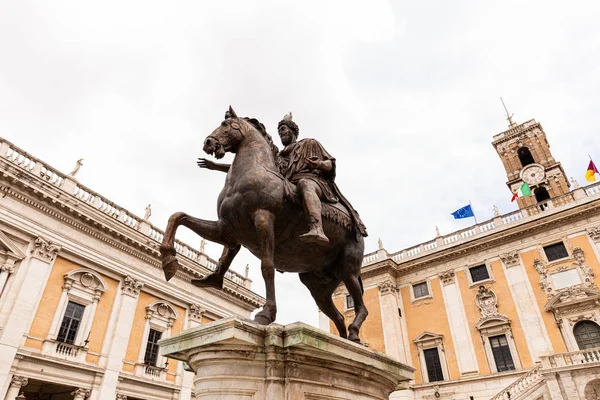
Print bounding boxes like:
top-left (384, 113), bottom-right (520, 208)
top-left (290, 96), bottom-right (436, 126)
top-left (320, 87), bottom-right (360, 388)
top-left (159, 317), bottom-right (414, 400)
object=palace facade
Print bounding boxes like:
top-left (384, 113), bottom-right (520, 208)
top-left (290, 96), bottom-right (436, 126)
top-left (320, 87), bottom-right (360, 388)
top-left (324, 118), bottom-right (600, 400)
top-left (0, 137), bottom-right (264, 400)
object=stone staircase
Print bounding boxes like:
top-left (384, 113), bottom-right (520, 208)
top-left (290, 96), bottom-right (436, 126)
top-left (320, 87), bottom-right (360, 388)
top-left (489, 365), bottom-right (544, 400)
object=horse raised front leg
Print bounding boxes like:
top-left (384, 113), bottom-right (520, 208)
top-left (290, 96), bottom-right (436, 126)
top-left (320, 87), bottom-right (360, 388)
top-left (252, 209), bottom-right (277, 325)
top-left (192, 245), bottom-right (241, 289)
top-left (160, 212), bottom-right (225, 281)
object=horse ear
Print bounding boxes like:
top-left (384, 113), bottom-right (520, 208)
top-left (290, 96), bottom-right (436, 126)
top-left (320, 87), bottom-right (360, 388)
top-left (228, 105), bottom-right (238, 119)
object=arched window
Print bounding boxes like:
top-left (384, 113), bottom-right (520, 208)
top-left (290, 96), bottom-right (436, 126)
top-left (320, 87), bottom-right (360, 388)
top-left (518, 147), bottom-right (535, 167)
top-left (574, 321), bottom-right (600, 350)
top-left (534, 186), bottom-right (551, 206)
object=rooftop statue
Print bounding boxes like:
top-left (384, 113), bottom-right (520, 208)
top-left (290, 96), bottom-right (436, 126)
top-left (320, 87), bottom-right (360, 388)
top-left (160, 106), bottom-right (368, 342)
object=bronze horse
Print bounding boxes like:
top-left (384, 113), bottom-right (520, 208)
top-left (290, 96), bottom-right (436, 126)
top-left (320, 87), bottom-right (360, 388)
top-left (159, 107), bottom-right (367, 342)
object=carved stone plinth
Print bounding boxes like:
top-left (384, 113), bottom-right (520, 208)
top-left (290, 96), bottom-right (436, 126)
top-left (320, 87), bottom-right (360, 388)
top-left (159, 316), bottom-right (414, 400)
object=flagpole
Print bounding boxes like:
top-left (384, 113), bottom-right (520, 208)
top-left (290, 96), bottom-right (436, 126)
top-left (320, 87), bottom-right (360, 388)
top-left (469, 200), bottom-right (478, 224)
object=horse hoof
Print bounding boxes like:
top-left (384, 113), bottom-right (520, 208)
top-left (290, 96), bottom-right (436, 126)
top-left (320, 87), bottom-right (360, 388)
top-left (162, 256), bottom-right (179, 281)
top-left (348, 333), bottom-right (361, 344)
top-left (191, 275), bottom-right (224, 289)
top-left (254, 313), bottom-right (274, 326)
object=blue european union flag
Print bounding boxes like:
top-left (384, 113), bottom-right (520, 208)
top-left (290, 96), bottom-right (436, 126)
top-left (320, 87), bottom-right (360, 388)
top-left (451, 204), bottom-right (474, 219)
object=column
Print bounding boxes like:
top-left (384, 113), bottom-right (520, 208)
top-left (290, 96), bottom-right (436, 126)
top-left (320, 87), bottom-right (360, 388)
top-left (78, 290), bottom-right (101, 346)
top-left (0, 237), bottom-right (60, 398)
top-left (318, 310), bottom-right (330, 332)
top-left (377, 280), bottom-right (406, 363)
top-left (0, 259), bottom-right (16, 298)
top-left (438, 270), bottom-right (479, 375)
top-left (500, 253), bottom-right (553, 361)
top-left (45, 277), bottom-right (74, 341)
top-left (91, 276), bottom-right (143, 400)
top-left (135, 310), bottom-right (153, 366)
top-left (179, 304), bottom-right (204, 400)
top-left (71, 388), bottom-right (91, 400)
top-left (4, 376), bottom-right (27, 400)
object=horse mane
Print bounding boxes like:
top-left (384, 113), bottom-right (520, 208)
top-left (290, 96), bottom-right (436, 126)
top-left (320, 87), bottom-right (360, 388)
top-left (243, 117), bottom-right (280, 159)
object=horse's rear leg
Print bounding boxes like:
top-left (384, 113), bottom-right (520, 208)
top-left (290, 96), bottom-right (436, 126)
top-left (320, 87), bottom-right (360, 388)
top-left (252, 209), bottom-right (277, 326)
top-left (341, 273), bottom-right (367, 343)
top-left (299, 272), bottom-right (347, 339)
top-left (160, 212), bottom-right (227, 281)
top-left (192, 245), bottom-right (241, 289)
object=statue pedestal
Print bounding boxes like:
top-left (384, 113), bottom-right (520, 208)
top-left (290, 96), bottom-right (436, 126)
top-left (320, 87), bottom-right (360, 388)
top-left (159, 316), bottom-right (414, 400)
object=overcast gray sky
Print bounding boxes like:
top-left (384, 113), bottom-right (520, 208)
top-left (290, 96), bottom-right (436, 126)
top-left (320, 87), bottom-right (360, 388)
top-left (2, 1), bottom-right (599, 327)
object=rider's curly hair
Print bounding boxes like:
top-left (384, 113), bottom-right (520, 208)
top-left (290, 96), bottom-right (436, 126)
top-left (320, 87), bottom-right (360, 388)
top-left (277, 120), bottom-right (299, 137)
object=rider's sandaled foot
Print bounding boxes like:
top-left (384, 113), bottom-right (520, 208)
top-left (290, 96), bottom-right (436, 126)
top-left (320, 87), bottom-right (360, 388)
top-left (299, 228), bottom-right (329, 245)
top-left (191, 274), bottom-right (224, 289)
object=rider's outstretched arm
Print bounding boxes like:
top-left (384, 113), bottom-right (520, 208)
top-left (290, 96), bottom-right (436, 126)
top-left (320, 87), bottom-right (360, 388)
top-left (197, 158), bottom-right (231, 173)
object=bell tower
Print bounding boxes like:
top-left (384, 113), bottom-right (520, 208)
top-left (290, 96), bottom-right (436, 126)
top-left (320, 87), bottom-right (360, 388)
top-left (492, 111), bottom-right (570, 210)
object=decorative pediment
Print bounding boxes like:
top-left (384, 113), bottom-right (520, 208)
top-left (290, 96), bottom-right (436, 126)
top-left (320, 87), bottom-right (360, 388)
top-left (0, 230), bottom-right (26, 261)
top-left (476, 314), bottom-right (511, 330)
top-left (545, 286), bottom-right (600, 313)
top-left (413, 331), bottom-right (444, 348)
top-left (64, 268), bottom-right (108, 301)
top-left (147, 301), bottom-right (179, 328)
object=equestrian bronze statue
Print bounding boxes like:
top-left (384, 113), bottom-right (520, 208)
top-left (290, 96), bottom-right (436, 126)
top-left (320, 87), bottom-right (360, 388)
top-left (160, 107), bottom-right (368, 342)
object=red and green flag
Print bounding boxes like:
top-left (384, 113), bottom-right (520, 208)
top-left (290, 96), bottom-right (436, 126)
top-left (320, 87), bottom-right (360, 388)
top-left (511, 182), bottom-right (531, 202)
top-left (586, 160), bottom-right (598, 182)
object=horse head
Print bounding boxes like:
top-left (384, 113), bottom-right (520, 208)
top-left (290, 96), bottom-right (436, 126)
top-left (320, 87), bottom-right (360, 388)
top-left (203, 106), bottom-right (246, 159)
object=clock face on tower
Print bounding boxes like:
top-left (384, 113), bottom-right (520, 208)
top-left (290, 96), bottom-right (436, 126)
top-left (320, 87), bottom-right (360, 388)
top-left (521, 164), bottom-right (546, 185)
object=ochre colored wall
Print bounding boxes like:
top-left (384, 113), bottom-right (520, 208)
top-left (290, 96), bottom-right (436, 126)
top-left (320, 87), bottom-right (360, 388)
top-left (202, 315), bottom-right (215, 324)
top-left (123, 291), bottom-right (185, 375)
top-left (329, 288), bottom-right (385, 354)
top-left (401, 279), bottom-right (459, 384)
top-left (124, 291), bottom-right (156, 365)
top-left (85, 271), bottom-right (118, 364)
top-left (457, 261), bottom-right (533, 372)
top-left (25, 257), bottom-right (118, 364)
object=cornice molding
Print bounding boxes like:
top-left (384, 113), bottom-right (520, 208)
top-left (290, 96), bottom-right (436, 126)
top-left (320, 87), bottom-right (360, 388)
top-left (362, 200), bottom-right (600, 278)
top-left (0, 174), bottom-right (264, 309)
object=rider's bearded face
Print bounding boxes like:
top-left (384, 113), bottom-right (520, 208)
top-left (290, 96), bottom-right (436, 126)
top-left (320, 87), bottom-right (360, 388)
top-left (278, 124), bottom-right (295, 146)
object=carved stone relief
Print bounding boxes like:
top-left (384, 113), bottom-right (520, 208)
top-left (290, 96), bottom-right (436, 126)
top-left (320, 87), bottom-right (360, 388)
top-left (377, 280), bottom-right (398, 295)
top-left (438, 269), bottom-right (455, 286)
top-left (499, 251), bottom-right (520, 268)
top-left (587, 226), bottom-right (600, 243)
top-left (31, 236), bottom-right (61, 262)
top-left (122, 275), bottom-right (143, 297)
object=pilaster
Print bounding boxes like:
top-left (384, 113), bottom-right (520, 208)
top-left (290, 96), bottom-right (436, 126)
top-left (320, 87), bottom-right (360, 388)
top-left (0, 237), bottom-right (60, 398)
top-left (500, 254), bottom-right (554, 361)
top-left (438, 270), bottom-right (479, 375)
top-left (4, 375), bottom-right (28, 400)
top-left (378, 280), bottom-right (406, 363)
top-left (91, 275), bottom-right (143, 400)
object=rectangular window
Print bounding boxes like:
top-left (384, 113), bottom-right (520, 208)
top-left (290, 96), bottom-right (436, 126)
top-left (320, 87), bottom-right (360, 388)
top-left (56, 301), bottom-right (85, 345)
top-left (490, 334), bottom-right (515, 372)
top-left (413, 282), bottom-right (429, 299)
top-left (144, 329), bottom-right (163, 366)
top-left (543, 242), bottom-right (569, 262)
top-left (469, 265), bottom-right (490, 283)
top-left (346, 295), bottom-right (354, 309)
top-left (423, 348), bottom-right (444, 382)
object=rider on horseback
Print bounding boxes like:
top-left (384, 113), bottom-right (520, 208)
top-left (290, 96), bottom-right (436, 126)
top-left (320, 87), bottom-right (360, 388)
top-left (198, 112), bottom-right (367, 244)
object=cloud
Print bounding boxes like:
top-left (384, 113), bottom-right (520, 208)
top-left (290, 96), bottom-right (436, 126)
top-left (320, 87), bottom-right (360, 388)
top-left (1, 0), bottom-right (599, 327)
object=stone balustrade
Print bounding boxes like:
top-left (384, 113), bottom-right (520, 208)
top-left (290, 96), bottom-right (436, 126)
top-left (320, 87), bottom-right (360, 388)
top-left (490, 365), bottom-right (543, 400)
top-left (0, 138), bottom-right (251, 288)
top-left (363, 182), bottom-right (600, 267)
top-left (540, 347), bottom-right (600, 369)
